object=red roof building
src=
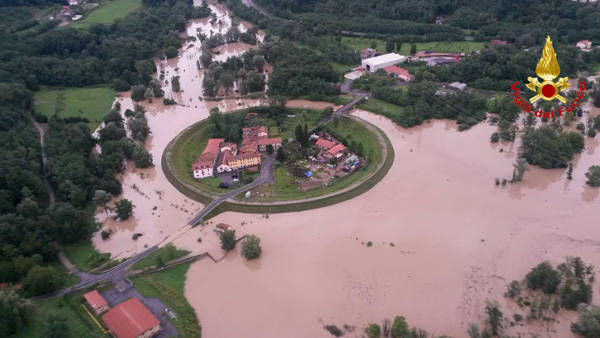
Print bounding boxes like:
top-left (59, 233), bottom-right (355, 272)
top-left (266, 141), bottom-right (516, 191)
top-left (577, 40), bottom-right (592, 50)
top-left (192, 138), bottom-right (224, 179)
top-left (383, 66), bottom-right (414, 82)
top-left (315, 138), bottom-right (336, 150)
top-left (326, 144), bottom-right (347, 159)
top-left (83, 290), bottom-right (109, 315)
top-left (102, 298), bottom-right (160, 338)
top-left (257, 137), bottom-right (282, 151)
top-left (489, 39), bottom-right (509, 47)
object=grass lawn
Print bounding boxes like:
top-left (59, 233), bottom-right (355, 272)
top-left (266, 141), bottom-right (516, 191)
top-left (590, 63), bottom-right (600, 72)
top-left (14, 288), bottom-right (109, 338)
top-left (34, 87), bottom-right (115, 130)
top-left (63, 240), bottom-right (111, 272)
top-left (331, 61), bottom-right (352, 74)
top-left (341, 36), bottom-right (485, 54)
top-left (131, 245), bottom-right (190, 270)
top-left (358, 97), bottom-right (404, 120)
top-left (71, 0), bottom-right (142, 28)
top-left (132, 263), bottom-right (202, 338)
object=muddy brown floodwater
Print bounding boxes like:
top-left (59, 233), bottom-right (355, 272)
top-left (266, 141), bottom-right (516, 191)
top-left (91, 2), bottom-right (265, 258)
top-left (178, 108), bottom-right (600, 338)
top-left (93, 0), bottom-right (600, 334)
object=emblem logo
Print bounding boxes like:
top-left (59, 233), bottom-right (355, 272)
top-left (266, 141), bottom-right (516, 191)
top-left (525, 36), bottom-right (570, 103)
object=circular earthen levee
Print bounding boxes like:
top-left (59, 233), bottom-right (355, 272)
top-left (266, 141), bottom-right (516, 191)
top-left (162, 111), bottom-right (395, 218)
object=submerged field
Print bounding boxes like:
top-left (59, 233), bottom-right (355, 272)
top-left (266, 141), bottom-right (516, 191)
top-left (34, 87), bottom-right (115, 130)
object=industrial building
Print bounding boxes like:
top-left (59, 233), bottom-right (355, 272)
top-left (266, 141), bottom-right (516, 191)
top-left (361, 53), bottom-right (407, 72)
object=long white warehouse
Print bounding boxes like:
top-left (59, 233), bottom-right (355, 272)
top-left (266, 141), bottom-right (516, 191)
top-left (361, 53), bottom-right (407, 72)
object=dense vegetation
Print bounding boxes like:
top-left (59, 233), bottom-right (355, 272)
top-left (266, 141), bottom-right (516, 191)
top-left (0, 0), bottom-right (210, 90)
top-left (520, 125), bottom-right (585, 169)
top-left (254, 0), bottom-right (600, 44)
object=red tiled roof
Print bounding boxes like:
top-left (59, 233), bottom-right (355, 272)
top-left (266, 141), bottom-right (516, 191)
top-left (490, 39), bottom-right (508, 46)
top-left (258, 137), bottom-right (282, 145)
top-left (203, 138), bottom-right (225, 155)
top-left (193, 152), bottom-right (217, 170)
top-left (84, 290), bottom-right (107, 310)
top-left (326, 144), bottom-right (346, 156)
top-left (315, 138), bottom-right (336, 149)
top-left (102, 298), bottom-right (159, 338)
top-left (383, 66), bottom-right (409, 76)
top-left (239, 141), bottom-right (258, 153)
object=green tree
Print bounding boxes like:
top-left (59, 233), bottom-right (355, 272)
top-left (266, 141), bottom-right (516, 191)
top-left (585, 166), bottom-right (600, 187)
top-left (572, 305), bottom-right (600, 337)
top-left (115, 198), bottom-right (134, 220)
top-left (131, 85), bottom-right (146, 102)
top-left (266, 144), bottom-right (274, 154)
top-left (165, 46), bottom-right (178, 59)
top-left (365, 323), bottom-right (381, 338)
top-left (526, 261), bottom-right (560, 294)
top-left (410, 44), bottom-right (417, 55)
top-left (0, 290), bottom-right (33, 335)
top-left (93, 190), bottom-right (113, 215)
top-left (132, 144), bottom-right (153, 168)
top-left (390, 316), bottom-right (410, 338)
top-left (485, 301), bottom-right (503, 336)
top-left (41, 314), bottom-right (69, 338)
top-left (220, 229), bottom-right (236, 251)
top-left (512, 157), bottom-right (529, 182)
top-left (171, 75), bottom-right (181, 92)
top-left (22, 265), bottom-right (63, 297)
top-left (242, 234), bottom-right (262, 260)
top-left (276, 147), bottom-right (286, 163)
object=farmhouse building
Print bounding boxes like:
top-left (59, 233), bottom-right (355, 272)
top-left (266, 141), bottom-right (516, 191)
top-left (258, 137), bottom-right (282, 152)
top-left (192, 138), bottom-right (224, 179)
top-left (576, 40), bottom-right (592, 50)
top-left (489, 39), bottom-right (509, 47)
top-left (326, 144), bottom-right (347, 159)
top-left (361, 53), bottom-right (407, 72)
top-left (360, 48), bottom-right (377, 59)
top-left (83, 290), bottom-right (109, 315)
top-left (383, 66), bottom-right (414, 82)
top-left (102, 298), bottom-right (160, 338)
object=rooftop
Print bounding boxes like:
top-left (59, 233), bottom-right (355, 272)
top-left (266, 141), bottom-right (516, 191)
top-left (363, 53), bottom-right (406, 64)
top-left (203, 138), bottom-right (225, 155)
top-left (83, 290), bottom-right (107, 310)
top-left (327, 144), bottom-right (347, 156)
top-left (383, 65), bottom-right (410, 76)
top-left (102, 298), bottom-right (160, 338)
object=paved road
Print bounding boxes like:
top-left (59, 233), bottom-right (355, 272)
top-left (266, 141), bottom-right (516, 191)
top-left (34, 157), bottom-right (276, 300)
top-left (187, 154), bottom-right (276, 225)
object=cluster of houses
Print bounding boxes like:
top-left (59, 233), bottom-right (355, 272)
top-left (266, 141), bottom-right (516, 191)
top-left (192, 125), bottom-right (281, 179)
top-left (84, 290), bottom-right (161, 338)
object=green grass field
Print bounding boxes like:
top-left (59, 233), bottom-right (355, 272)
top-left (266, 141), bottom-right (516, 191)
top-left (71, 0), bottom-right (142, 28)
top-left (14, 288), bottom-right (109, 338)
top-left (341, 37), bottom-right (485, 54)
top-left (357, 98), bottom-right (405, 120)
top-left (131, 245), bottom-right (190, 270)
top-left (132, 263), bottom-right (202, 338)
top-left (63, 240), bottom-right (111, 272)
top-left (590, 63), bottom-right (600, 72)
top-left (34, 87), bottom-right (115, 130)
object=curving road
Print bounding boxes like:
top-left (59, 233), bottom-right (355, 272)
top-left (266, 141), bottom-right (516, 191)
top-left (187, 154), bottom-right (276, 225)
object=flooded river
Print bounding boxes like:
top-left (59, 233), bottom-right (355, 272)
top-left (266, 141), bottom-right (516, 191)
top-left (178, 109), bottom-right (600, 337)
top-left (91, 0), bottom-right (600, 335)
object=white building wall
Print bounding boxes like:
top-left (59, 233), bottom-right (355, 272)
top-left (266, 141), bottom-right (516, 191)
top-left (193, 168), bottom-right (213, 179)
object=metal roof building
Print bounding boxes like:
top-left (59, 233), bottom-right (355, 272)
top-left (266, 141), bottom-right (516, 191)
top-left (361, 53), bottom-right (407, 73)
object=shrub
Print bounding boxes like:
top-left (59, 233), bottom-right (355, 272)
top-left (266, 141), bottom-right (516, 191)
top-left (241, 234), bottom-right (262, 260)
top-left (163, 98), bottom-right (176, 105)
top-left (101, 230), bottom-right (111, 240)
top-left (526, 262), bottom-right (560, 294)
top-left (561, 281), bottom-right (592, 310)
top-left (585, 166), bottom-right (600, 187)
top-left (490, 132), bottom-right (499, 143)
top-left (365, 323), bottom-right (381, 338)
top-left (505, 280), bottom-right (521, 299)
top-left (112, 78), bottom-right (131, 92)
top-left (115, 199), bottom-right (135, 220)
top-left (571, 305), bottom-right (600, 337)
top-left (324, 325), bottom-right (343, 337)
